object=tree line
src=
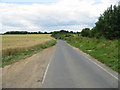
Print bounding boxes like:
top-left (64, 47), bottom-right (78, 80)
top-left (51, 5), bottom-right (119, 40)
top-left (4, 31), bottom-right (51, 34)
top-left (81, 5), bottom-right (120, 40)
top-left (51, 30), bottom-right (79, 39)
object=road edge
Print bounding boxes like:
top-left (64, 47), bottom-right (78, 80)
top-left (65, 41), bottom-right (119, 80)
top-left (42, 45), bottom-right (56, 84)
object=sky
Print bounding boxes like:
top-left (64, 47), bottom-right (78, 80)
top-left (0, 0), bottom-right (119, 33)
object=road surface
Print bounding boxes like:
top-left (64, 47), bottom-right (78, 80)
top-left (42, 40), bottom-right (118, 88)
top-left (2, 46), bottom-right (55, 88)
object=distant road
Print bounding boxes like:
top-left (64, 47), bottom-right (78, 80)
top-left (42, 40), bottom-right (118, 88)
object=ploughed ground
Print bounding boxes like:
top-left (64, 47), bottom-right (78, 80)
top-left (2, 46), bottom-right (55, 88)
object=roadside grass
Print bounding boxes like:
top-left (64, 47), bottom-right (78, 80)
top-left (2, 34), bottom-right (56, 67)
top-left (2, 40), bottom-right (56, 67)
top-left (64, 36), bottom-right (119, 73)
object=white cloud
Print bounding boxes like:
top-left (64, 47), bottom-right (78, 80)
top-left (0, 0), bottom-right (118, 33)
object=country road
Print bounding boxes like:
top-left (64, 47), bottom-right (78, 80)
top-left (2, 40), bottom-right (118, 88)
top-left (42, 40), bottom-right (118, 88)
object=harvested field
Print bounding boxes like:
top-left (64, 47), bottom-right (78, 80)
top-left (2, 34), bottom-right (56, 66)
top-left (2, 34), bottom-right (53, 57)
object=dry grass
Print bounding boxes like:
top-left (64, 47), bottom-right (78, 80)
top-left (2, 34), bottom-right (54, 57)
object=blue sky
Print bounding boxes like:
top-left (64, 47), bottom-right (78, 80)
top-left (0, 0), bottom-right (119, 33)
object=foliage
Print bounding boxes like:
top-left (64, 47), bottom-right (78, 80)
top-left (79, 5), bottom-right (120, 40)
top-left (91, 5), bottom-right (120, 39)
top-left (51, 29), bottom-right (119, 73)
top-left (66, 36), bottom-right (119, 73)
top-left (4, 31), bottom-right (51, 34)
top-left (81, 28), bottom-right (91, 37)
top-left (51, 30), bottom-right (75, 39)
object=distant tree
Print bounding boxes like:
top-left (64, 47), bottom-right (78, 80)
top-left (70, 31), bottom-right (73, 33)
top-left (4, 31), bottom-right (28, 34)
top-left (81, 28), bottom-right (90, 37)
top-left (44, 32), bottom-right (48, 34)
top-left (51, 30), bottom-right (74, 39)
top-left (38, 31), bottom-right (43, 34)
top-left (29, 32), bottom-right (38, 34)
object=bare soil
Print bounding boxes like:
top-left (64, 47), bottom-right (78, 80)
top-left (2, 46), bottom-right (55, 88)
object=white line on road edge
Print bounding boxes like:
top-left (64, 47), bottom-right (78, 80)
top-left (67, 42), bottom-right (118, 80)
top-left (86, 58), bottom-right (118, 80)
top-left (42, 47), bottom-right (56, 84)
top-left (42, 59), bottom-right (51, 84)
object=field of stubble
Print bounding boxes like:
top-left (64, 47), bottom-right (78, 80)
top-left (2, 34), bottom-right (56, 66)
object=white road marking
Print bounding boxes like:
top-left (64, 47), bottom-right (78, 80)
top-left (87, 58), bottom-right (118, 80)
top-left (42, 47), bottom-right (56, 84)
top-left (67, 42), bottom-right (118, 80)
top-left (42, 41), bottom-right (118, 85)
top-left (42, 59), bottom-right (51, 84)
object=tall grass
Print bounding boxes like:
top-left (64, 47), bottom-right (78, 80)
top-left (65, 36), bottom-right (119, 73)
top-left (2, 40), bottom-right (56, 67)
top-left (2, 34), bottom-right (56, 67)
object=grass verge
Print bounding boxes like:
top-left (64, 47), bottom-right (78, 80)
top-left (2, 40), bottom-right (56, 67)
top-left (64, 36), bottom-right (119, 73)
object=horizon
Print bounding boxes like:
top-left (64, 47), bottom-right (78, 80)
top-left (0, 0), bottom-right (119, 33)
top-left (1, 29), bottom-right (80, 34)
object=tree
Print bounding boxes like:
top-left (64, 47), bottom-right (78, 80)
top-left (81, 28), bottom-right (90, 37)
top-left (4, 31), bottom-right (28, 34)
top-left (90, 5), bottom-right (120, 39)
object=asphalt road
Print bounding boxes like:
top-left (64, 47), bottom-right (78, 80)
top-left (42, 40), bottom-right (118, 88)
